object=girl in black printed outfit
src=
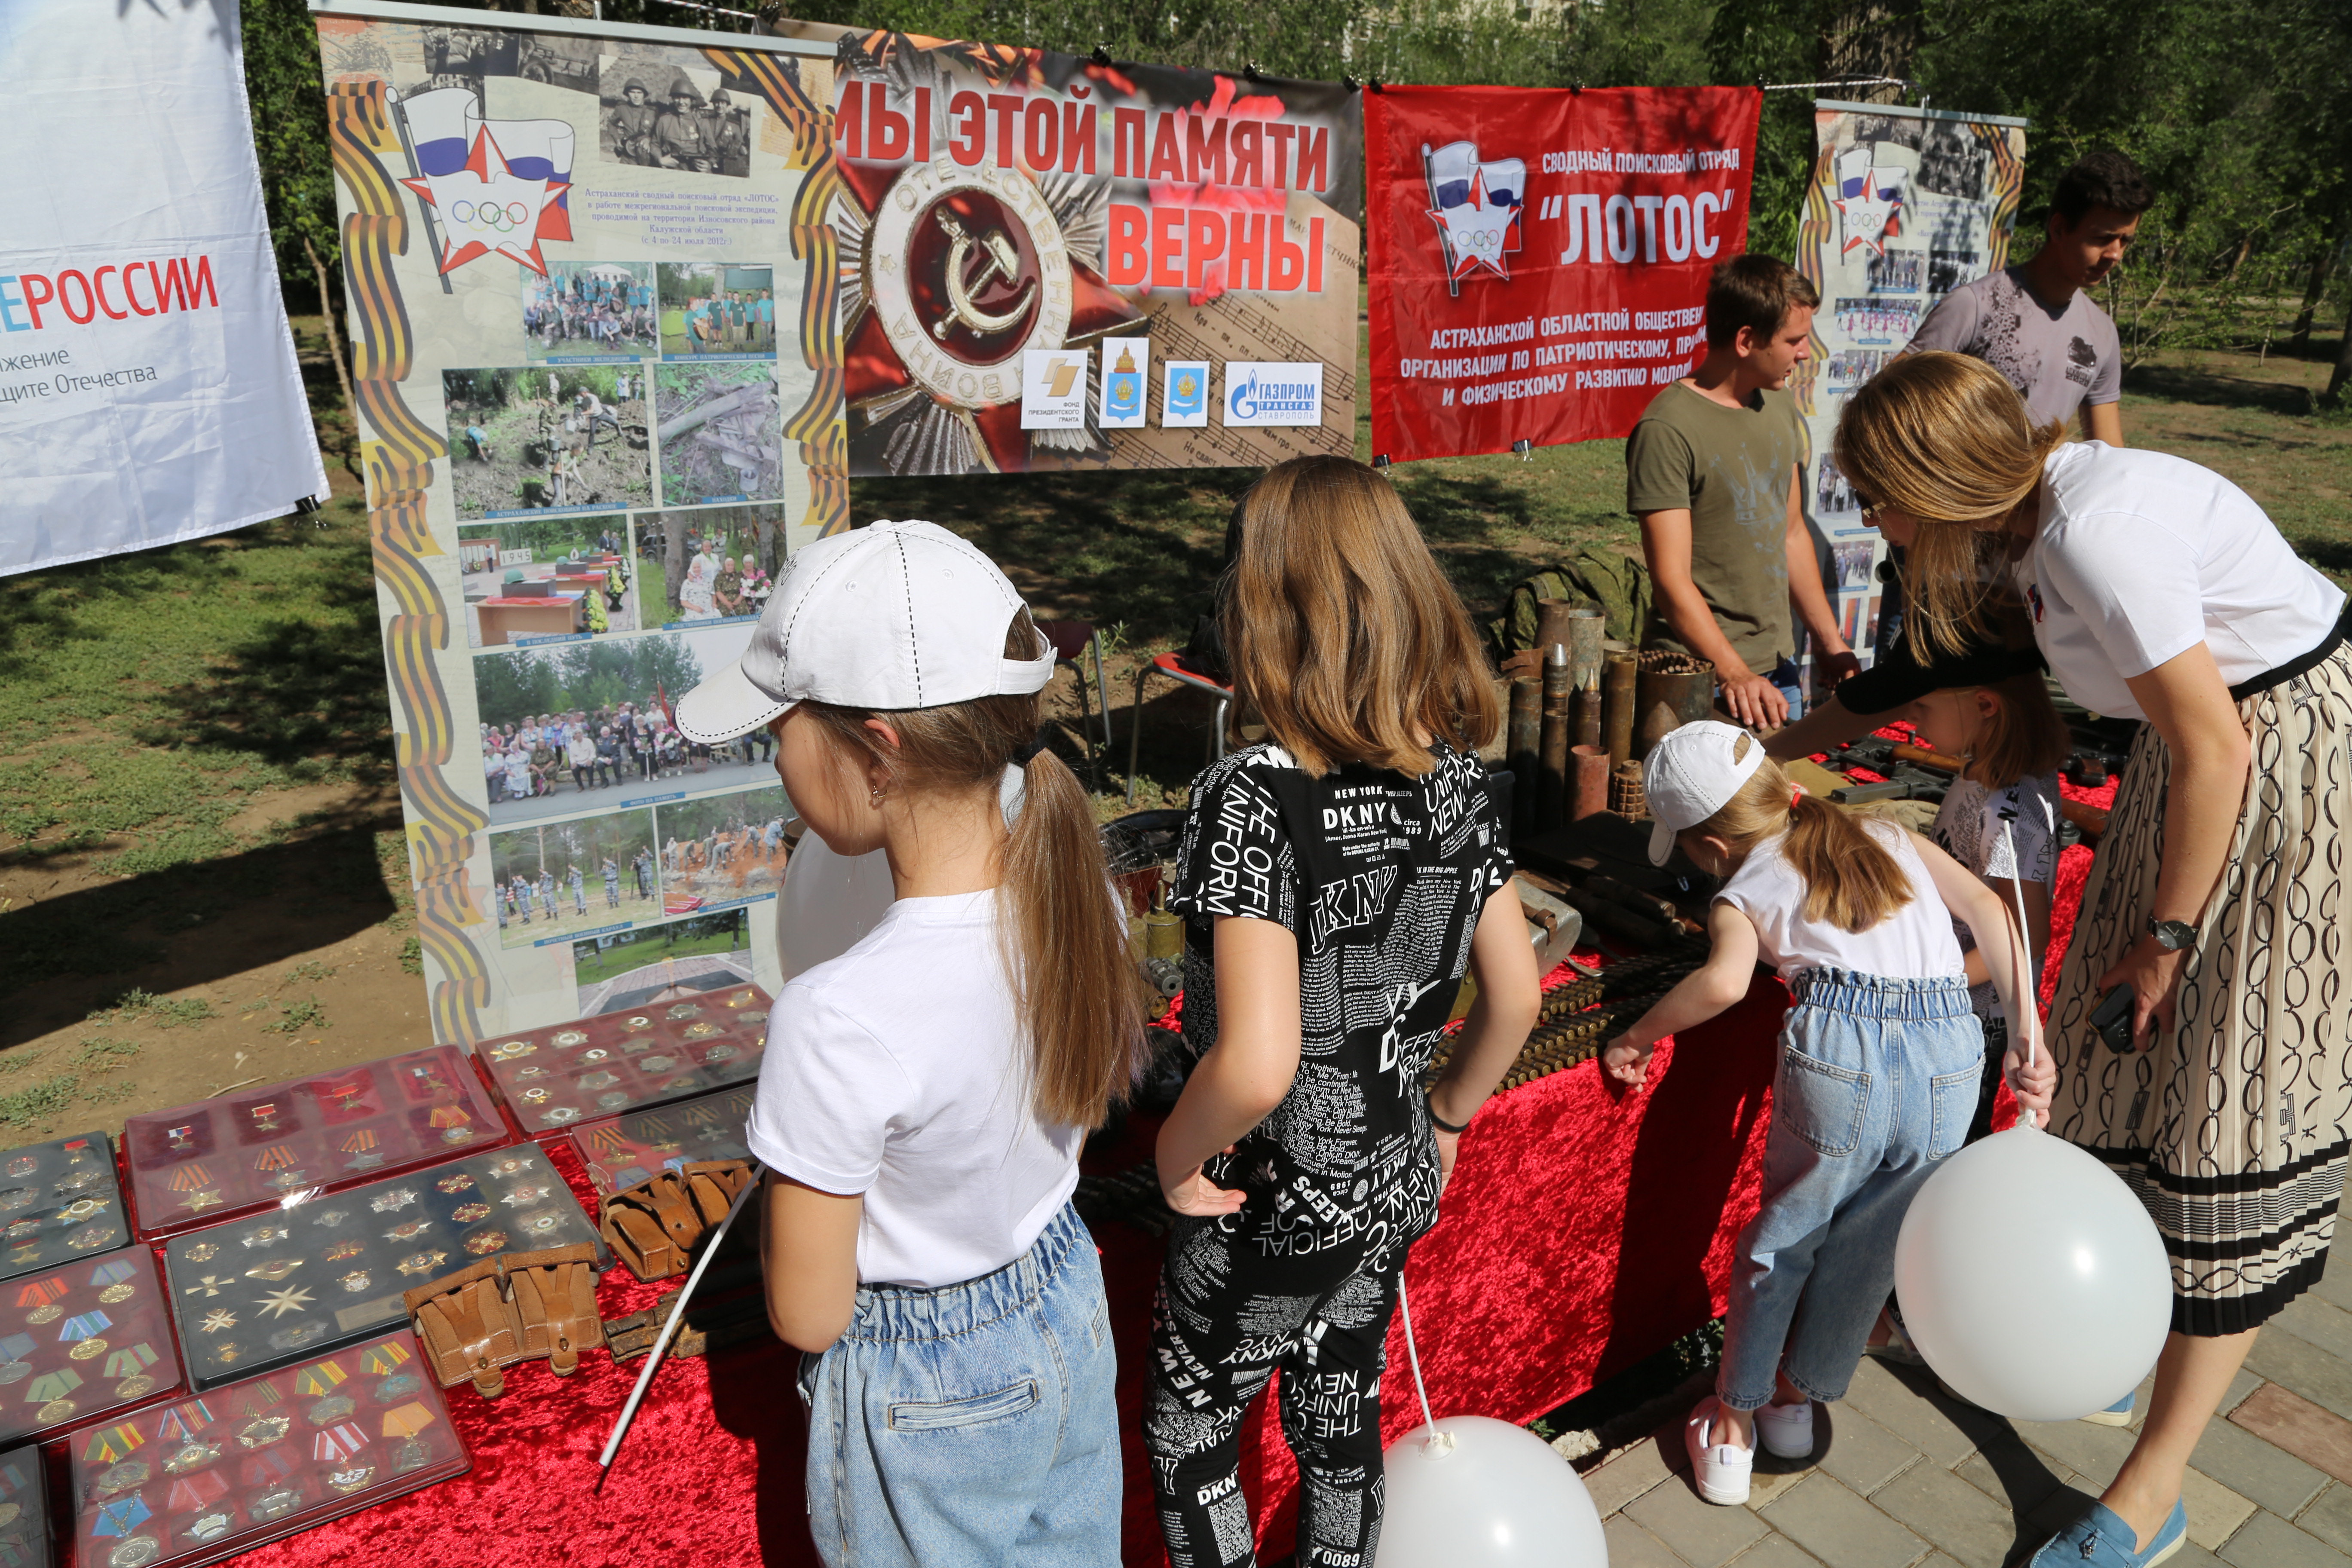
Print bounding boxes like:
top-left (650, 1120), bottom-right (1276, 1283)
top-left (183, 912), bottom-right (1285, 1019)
top-left (1146, 457), bottom-right (1545, 1568)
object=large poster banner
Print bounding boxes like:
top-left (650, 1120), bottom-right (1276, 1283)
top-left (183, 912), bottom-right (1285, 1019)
top-left (1795, 99), bottom-right (2026, 662)
top-left (315, 5), bottom-right (843, 1047)
top-left (772, 22), bottom-right (1360, 475)
top-left (0, 0), bottom-right (327, 576)
top-left (1365, 85), bottom-right (1759, 464)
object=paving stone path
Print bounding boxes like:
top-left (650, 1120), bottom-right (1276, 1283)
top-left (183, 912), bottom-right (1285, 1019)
top-left (1582, 1268), bottom-right (2352, 1567)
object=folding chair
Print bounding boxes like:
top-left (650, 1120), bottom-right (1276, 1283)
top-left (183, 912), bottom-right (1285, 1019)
top-left (1035, 620), bottom-right (1114, 789)
top-left (1126, 652), bottom-right (1233, 805)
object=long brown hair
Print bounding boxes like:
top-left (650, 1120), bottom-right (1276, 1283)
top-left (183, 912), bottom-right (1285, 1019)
top-left (1221, 456), bottom-right (1498, 776)
top-left (1832, 351), bottom-right (2069, 660)
top-left (795, 609), bottom-right (1147, 1128)
top-left (1951, 672), bottom-right (2071, 790)
top-left (1700, 735), bottom-right (1914, 932)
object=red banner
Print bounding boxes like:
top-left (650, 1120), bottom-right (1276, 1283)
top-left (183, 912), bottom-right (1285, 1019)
top-left (1366, 85), bottom-right (1760, 463)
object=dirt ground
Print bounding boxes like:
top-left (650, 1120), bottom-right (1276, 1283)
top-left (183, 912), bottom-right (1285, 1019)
top-left (446, 395), bottom-right (654, 518)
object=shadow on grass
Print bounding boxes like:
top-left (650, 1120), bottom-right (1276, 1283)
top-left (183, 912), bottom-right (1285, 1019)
top-left (113, 518), bottom-right (396, 782)
top-left (2124, 358), bottom-right (2322, 417)
top-left (854, 469), bottom-right (1252, 645)
top-left (0, 817), bottom-right (401, 1050)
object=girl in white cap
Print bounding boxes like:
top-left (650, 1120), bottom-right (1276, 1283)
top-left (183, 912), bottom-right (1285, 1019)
top-left (1602, 720), bottom-right (2054, 1507)
top-left (672, 518), bottom-right (1145, 1567)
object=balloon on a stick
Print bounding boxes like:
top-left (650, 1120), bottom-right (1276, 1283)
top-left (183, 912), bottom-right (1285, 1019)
top-left (1380, 1416), bottom-right (1608, 1567)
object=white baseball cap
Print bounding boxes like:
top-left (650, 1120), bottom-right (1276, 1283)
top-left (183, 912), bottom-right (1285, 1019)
top-left (1642, 720), bottom-right (1767, 865)
top-left (673, 519), bottom-right (1054, 742)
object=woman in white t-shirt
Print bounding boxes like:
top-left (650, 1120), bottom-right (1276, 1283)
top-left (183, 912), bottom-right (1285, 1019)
top-left (1838, 350), bottom-right (2352, 1568)
top-left (671, 519), bottom-right (1145, 1568)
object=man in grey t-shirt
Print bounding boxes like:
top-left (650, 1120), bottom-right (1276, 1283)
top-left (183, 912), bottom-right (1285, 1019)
top-left (1906, 150), bottom-right (2152, 445)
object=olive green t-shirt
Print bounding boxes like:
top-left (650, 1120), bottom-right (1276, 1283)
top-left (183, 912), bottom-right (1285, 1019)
top-left (1625, 381), bottom-right (1802, 676)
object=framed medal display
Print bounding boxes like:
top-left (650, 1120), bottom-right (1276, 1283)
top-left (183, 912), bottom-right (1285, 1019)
top-left (161, 1145), bottom-right (603, 1389)
top-left (477, 986), bottom-right (770, 1139)
top-left (0, 1131), bottom-right (131, 1284)
top-left (0, 1444), bottom-right (44, 1568)
top-left (121, 1047), bottom-right (514, 1240)
top-left (0, 1246), bottom-right (182, 1449)
top-left (67, 1332), bottom-right (467, 1568)
top-left (569, 1084), bottom-right (755, 1197)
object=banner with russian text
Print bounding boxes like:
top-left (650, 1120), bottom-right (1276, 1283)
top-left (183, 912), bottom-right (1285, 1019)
top-left (773, 23), bottom-right (1360, 475)
top-left (1795, 99), bottom-right (2026, 664)
top-left (0, 0), bottom-right (326, 576)
top-left (1365, 85), bottom-right (1759, 464)
top-left (315, 5), bottom-right (844, 1049)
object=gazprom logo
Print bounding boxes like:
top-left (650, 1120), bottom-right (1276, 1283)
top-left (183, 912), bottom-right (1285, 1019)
top-left (1230, 377), bottom-right (1316, 420)
top-left (1221, 361), bottom-right (1323, 428)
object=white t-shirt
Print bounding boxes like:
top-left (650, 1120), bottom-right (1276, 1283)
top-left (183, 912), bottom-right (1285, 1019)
top-left (773, 835), bottom-right (897, 982)
top-left (1928, 774), bottom-right (2060, 1018)
top-left (2012, 444), bottom-right (2344, 720)
top-left (1715, 819), bottom-right (1967, 983)
top-left (744, 888), bottom-right (1081, 1289)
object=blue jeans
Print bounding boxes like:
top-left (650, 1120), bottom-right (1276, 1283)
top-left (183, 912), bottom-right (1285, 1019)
top-left (1719, 970), bottom-right (1983, 1411)
top-left (798, 1204), bottom-right (1121, 1568)
top-left (1770, 656), bottom-right (1807, 721)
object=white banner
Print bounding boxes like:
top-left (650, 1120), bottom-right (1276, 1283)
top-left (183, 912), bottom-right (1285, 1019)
top-left (0, 0), bottom-right (326, 576)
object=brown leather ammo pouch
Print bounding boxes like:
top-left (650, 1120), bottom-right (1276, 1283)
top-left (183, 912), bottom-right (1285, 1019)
top-left (505, 1243), bottom-right (604, 1376)
top-left (404, 1257), bottom-right (524, 1398)
top-left (600, 1159), bottom-right (753, 1280)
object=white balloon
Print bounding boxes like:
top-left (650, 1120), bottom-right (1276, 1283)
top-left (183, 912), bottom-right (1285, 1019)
top-left (1894, 1123), bottom-right (2172, 1422)
top-left (1379, 1415), bottom-right (1607, 1567)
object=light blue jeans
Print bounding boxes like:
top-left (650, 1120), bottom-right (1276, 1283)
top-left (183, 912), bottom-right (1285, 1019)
top-left (798, 1204), bottom-right (1121, 1568)
top-left (1719, 969), bottom-right (1983, 1411)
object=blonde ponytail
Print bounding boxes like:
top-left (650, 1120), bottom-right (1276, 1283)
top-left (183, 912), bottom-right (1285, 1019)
top-left (800, 610), bottom-right (1148, 1127)
top-left (1698, 738), bottom-right (1914, 933)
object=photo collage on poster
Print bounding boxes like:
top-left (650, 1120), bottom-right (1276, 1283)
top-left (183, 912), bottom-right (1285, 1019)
top-left (317, 13), bottom-right (836, 1038)
top-left (1795, 100), bottom-right (2027, 667)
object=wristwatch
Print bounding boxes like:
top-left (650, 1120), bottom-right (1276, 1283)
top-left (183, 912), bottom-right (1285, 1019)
top-left (2149, 916), bottom-right (2197, 952)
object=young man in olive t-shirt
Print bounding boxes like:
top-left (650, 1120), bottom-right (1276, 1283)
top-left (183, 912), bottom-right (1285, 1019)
top-left (1626, 255), bottom-right (1858, 729)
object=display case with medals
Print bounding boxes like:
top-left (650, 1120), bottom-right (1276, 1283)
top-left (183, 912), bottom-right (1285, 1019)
top-left (570, 1084), bottom-right (756, 1198)
top-left (0, 1130), bottom-right (132, 1286)
top-left (0, 1245), bottom-right (183, 1449)
top-left (160, 1144), bottom-right (603, 1389)
top-left (478, 985), bottom-right (770, 1139)
top-left (67, 1330), bottom-right (466, 1568)
top-left (0, 1444), bottom-right (45, 1568)
top-left (121, 1047), bottom-right (514, 1241)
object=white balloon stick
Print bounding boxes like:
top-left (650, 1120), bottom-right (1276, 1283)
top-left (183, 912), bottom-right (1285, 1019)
top-left (1396, 1273), bottom-right (1452, 1455)
top-left (597, 1161), bottom-right (765, 1476)
top-left (2001, 820), bottom-right (2042, 1128)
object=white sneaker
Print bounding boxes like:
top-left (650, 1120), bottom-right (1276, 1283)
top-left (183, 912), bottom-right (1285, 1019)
top-left (1754, 1400), bottom-right (1816, 1460)
top-left (1685, 1397), bottom-right (1754, 1506)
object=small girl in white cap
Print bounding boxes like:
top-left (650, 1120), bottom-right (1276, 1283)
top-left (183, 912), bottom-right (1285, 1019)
top-left (673, 518), bottom-right (1145, 1567)
top-left (1602, 720), bottom-right (2055, 1507)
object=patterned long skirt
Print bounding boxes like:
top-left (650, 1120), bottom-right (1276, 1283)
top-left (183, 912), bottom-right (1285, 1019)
top-left (2047, 642), bottom-right (2352, 1335)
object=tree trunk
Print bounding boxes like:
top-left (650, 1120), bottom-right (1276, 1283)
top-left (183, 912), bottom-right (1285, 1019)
top-left (300, 233), bottom-right (359, 478)
top-left (2330, 305), bottom-right (2352, 403)
top-left (665, 516), bottom-right (686, 615)
top-left (2291, 240), bottom-right (2337, 358)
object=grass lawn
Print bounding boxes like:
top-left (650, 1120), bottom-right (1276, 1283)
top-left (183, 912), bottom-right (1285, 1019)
top-left (0, 305), bottom-right (2345, 1141)
top-left (575, 920), bottom-right (748, 986)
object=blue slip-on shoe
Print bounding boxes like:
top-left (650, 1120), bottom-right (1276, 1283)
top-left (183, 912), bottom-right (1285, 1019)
top-left (2027, 1498), bottom-right (2187, 1566)
top-left (2081, 1390), bottom-right (2137, 1427)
